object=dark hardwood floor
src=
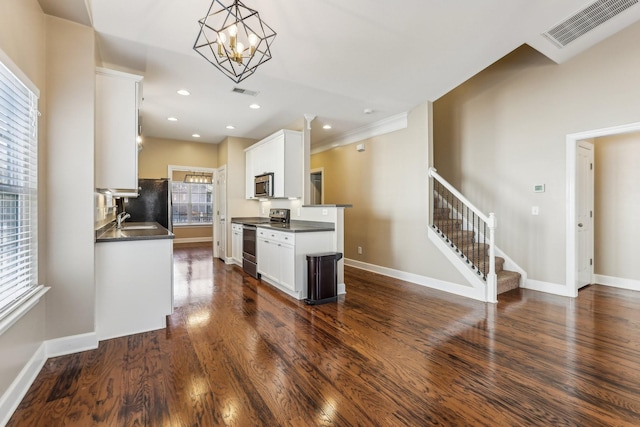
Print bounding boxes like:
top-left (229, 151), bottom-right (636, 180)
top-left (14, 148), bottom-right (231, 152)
top-left (8, 244), bottom-right (640, 426)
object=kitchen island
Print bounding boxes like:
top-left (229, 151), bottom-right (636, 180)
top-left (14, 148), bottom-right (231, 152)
top-left (95, 221), bottom-right (174, 340)
top-left (232, 217), bottom-right (336, 300)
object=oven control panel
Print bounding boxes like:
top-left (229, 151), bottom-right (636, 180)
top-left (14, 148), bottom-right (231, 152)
top-left (269, 208), bottom-right (291, 223)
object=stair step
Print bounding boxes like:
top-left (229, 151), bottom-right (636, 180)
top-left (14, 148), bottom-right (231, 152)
top-left (433, 207), bottom-right (451, 220)
top-left (458, 242), bottom-right (489, 260)
top-left (433, 219), bottom-right (461, 232)
top-left (476, 256), bottom-right (505, 274)
top-left (497, 270), bottom-right (521, 295)
top-left (447, 230), bottom-right (475, 246)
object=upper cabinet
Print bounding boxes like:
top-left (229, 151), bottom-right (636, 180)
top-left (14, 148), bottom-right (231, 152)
top-left (245, 129), bottom-right (302, 199)
top-left (95, 68), bottom-right (143, 191)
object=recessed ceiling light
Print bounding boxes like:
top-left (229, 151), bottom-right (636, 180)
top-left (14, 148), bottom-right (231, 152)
top-left (192, 134), bottom-right (201, 138)
top-left (249, 103), bottom-right (261, 109)
top-left (226, 125), bottom-right (236, 130)
top-left (167, 117), bottom-right (178, 121)
top-left (363, 108), bottom-right (374, 115)
top-left (177, 89), bottom-right (190, 96)
top-left (322, 124), bottom-right (332, 130)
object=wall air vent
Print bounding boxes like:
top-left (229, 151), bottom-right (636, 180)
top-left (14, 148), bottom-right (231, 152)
top-left (231, 87), bottom-right (259, 96)
top-left (543, 0), bottom-right (638, 47)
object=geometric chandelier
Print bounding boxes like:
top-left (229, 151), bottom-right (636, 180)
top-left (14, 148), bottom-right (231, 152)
top-left (193, 0), bottom-right (276, 83)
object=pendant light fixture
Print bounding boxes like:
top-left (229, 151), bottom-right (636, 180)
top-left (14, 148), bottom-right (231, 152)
top-left (193, 0), bottom-right (276, 83)
top-left (183, 172), bottom-right (213, 184)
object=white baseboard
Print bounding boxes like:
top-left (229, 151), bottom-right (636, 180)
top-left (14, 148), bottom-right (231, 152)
top-left (45, 332), bottom-right (99, 358)
top-left (173, 237), bottom-right (212, 244)
top-left (1, 332), bottom-right (100, 424)
top-left (522, 279), bottom-right (573, 297)
top-left (224, 257), bottom-right (242, 266)
top-left (594, 274), bottom-right (640, 292)
top-left (345, 258), bottom-right (486, 302)
top-left (0, 343), bottom-right (46, 427)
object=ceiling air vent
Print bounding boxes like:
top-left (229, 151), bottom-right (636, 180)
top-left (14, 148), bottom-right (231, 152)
top-left (231, 87), bottom-right (259, 96)
top-left (543, 0), bottom-right (638, 47)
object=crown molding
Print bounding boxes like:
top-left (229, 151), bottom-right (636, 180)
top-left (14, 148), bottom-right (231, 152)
top-left (311, 112), bottom-right (408, 154)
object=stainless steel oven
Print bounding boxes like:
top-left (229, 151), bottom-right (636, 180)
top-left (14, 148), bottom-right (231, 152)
top-left (254, 173), bottom-right (273, 198)
top-left (242, 225), bottom-right (258, 278)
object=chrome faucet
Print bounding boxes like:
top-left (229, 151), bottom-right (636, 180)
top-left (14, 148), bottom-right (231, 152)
top-left (116, 211), bottom-right (131, 229)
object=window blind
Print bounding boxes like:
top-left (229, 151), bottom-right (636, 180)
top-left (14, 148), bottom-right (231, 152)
top-left (0, 58), bottom-right (38, 316)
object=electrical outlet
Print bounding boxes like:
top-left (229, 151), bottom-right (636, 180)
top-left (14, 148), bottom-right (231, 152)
top-left (357, 246), bottom-right (362, 255)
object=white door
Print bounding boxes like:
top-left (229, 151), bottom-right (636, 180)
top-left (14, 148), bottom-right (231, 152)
top-left (576, 141), bottom-right (594, 289)
top-left (215, 166), bottom-right (227, 261)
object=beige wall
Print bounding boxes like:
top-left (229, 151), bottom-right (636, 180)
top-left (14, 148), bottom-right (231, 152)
top-left (219, 137), bottom-right (259, 256)
top-left (0, 0), bottom-right (48, 406)
top-left (434, 21), bottom-right (640, 287)
top-left (45, 16), bottom-right (96, 339)
top-left (594, 132), bottom-right (640, 281)
top-left (138, 136), bottom-right (218, 178)
top-left (311, 103), bottom-right (465, 284)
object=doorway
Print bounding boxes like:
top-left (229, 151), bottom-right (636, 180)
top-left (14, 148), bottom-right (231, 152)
top-left (310, 168), bottom-right (324, 205)
top-left (565, 121), bottom-right (640, 297)
top-left (167, 165), bottom-right (215, 245)
top-left (576, 140), bottom-right (594, 290)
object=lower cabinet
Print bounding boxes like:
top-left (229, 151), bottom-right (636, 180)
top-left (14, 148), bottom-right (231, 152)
top-left (231, 223), bottom-right (243, 266)
top-left (257, 228), bottom-right (334, 299)
top-left (95, 238), bottom-right (173, 341)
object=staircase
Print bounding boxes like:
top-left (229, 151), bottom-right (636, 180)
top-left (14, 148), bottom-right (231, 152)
top-left (432, 204), bottom-right (521, 295)
top-left (428, 167), bottom-right (521, 302)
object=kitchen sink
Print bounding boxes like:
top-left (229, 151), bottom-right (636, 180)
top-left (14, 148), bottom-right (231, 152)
top-left (121, 224), bottom-right (158, 230)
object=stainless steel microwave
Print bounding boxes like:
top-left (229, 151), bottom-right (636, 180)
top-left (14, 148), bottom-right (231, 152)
top-left (254, 173), bottom-right (274, 198)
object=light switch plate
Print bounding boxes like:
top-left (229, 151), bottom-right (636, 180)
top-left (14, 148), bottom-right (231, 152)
top-left (532, 206), bottom-right (539, 215)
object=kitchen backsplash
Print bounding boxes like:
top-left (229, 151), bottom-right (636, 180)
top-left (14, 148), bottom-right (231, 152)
top-left (94, 191), bottom-right (117, 230)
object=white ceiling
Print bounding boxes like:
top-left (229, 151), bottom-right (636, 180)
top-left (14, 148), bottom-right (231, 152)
top-left (38, 0), bottom-right (640, 147)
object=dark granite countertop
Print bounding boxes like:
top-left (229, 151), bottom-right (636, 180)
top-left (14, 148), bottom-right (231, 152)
top-left (96, 221), bottom-right (175, 242)
top-left (230, 217), bottom-right (270, 226)
top-left (231, 218), bottom-right (334, 233)
top-left (301, 204), bottom-right (353, 208)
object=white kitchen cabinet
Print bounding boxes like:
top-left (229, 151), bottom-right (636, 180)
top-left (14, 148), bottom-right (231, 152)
top-left (231, 223), bottom-right (243, 266)
top-left (257, 228), bottom-right (334, 299)
top-left (95, 67), bottom-right (143, 191)
top-left (95, 238), bottom-right (173, 341)
top-left (245, 129), bottom-right (302, 199)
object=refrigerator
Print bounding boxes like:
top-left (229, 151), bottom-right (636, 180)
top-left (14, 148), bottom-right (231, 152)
top-left (123, 178), bottom-right (172, 231)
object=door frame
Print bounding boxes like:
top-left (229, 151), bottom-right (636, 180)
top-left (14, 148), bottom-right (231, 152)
top-left (565, 121), bottom-right (640, 297)
top-left (576, 140), bottom-right (594, 290)
top-left (167, 164), bottom-right (216, 244)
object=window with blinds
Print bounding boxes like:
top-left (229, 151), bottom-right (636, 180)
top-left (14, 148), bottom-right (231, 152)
top-left (171, 181), bottom-right (213, 225)
top-left (0, 58), bottom-right (39, 316)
